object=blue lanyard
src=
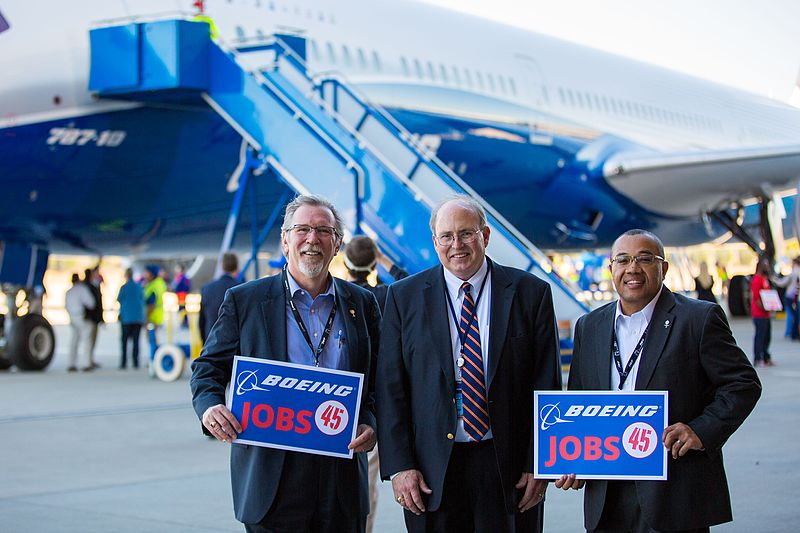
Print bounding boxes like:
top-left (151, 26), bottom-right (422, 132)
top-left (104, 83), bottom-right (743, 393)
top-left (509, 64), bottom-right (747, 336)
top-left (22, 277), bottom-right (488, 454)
top-left (611, 326), bottom-right (648, 390)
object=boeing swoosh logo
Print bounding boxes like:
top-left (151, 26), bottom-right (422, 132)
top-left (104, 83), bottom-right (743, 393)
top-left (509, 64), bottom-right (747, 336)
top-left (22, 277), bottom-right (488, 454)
top-left (235, 370), bottom-right (270, 396)
top-left (539, 403), bottom-right (574, 431)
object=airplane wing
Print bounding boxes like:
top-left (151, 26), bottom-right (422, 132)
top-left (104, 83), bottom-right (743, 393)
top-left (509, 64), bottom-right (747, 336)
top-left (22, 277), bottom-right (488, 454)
top-left (603, 144), bottom-right (800, 217)
top-left (0, 10), bottom-right (9, 34)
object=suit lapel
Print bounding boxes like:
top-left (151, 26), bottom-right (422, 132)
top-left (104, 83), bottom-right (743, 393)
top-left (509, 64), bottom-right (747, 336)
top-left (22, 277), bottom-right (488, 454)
top-left (593, 303), bottom-right (616, 389)
top-left (260, 276), bottom-right (288, 361)
top-left (334, 278), bottom-right (358, 371)
top-left (635, 288), bottom-right (677, 390)
top-left (487, 261), bottom-right (512, 388)
top-left (424, 267), bottom-right (456, 395)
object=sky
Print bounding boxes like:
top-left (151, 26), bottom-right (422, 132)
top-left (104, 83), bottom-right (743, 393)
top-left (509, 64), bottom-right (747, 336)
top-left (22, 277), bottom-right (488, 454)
top-left (421, 0), bottom-right (800, 104)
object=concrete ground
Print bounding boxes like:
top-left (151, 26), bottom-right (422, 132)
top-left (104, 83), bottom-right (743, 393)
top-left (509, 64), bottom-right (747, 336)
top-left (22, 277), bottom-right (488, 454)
top-left (0, 314), bottom-right (797, 532)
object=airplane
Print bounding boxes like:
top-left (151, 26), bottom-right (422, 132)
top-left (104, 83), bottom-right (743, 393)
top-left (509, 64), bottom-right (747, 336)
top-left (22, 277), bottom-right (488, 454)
top-left (2, 0), bottom-right (800, 371)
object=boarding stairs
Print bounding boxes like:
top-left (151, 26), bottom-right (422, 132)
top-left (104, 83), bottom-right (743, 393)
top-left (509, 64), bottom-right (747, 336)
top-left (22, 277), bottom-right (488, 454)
top-left (88, 19), bottom-right (589, 324)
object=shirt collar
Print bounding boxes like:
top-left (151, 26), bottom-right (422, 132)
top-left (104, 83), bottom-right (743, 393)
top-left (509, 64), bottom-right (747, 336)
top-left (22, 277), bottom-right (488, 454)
top-left (286, 270), bottom-right (335, 300)
top-left (615, 285), bottom-right (663, 325)
top-left (443, 258), bottom-right (489, 300)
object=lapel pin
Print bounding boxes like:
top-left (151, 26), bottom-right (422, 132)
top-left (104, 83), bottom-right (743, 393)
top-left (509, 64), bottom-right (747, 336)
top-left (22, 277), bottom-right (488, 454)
top-left (664, 320), bottom-right (670, 328)
top-left (349, 309), bottom-right (356, 318)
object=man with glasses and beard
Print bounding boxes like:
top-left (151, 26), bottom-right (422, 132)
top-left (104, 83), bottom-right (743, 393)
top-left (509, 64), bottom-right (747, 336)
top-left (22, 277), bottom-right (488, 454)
top-left (556, 229), bottom-right (761, 533)
top-left (191, 194), bottom-right (381, 533)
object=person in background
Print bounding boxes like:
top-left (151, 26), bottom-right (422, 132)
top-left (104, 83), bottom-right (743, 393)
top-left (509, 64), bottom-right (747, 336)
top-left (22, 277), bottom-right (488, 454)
top-left (716, 261), bottom-right (730, 297)
top-left (342, 235), bottom-right (408, 533)
top-left (171, 264), bottom-right (191, 328)
top-left (694, 261), bottom-right (716, 303)
top-left (751, 257), bottom-right (775, 367)
top-left (773, 256), bottom-right (800, 341)
top-left (83, 266), bottom-right (104, 369)
top-left (198, 252), bottom-right (241, 343)
top-left (143, 265), bottom-right (167, 346)
top-left (116, 267), bottom-right (145, 369)
top-left (65, 272), bottom-right (95, 372)
top-left (343, 235), bottom-right (408, 311)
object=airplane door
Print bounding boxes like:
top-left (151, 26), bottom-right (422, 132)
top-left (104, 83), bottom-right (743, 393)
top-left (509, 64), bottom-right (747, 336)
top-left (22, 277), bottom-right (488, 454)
top-left (514, 54), bottom-right (549, 109)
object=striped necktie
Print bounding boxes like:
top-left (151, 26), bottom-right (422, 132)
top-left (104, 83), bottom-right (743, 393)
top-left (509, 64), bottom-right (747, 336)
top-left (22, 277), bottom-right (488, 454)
top-left (459, 282), bottom-right (490, 441)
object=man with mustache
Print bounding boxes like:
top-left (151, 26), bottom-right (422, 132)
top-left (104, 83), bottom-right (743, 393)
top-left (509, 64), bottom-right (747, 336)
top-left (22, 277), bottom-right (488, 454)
top-left (191, 194), bottom-right (381, 532)
top-left (557, 229), bottom-right (761, 533)
top-left (377, 195), bottom-right (561, 532)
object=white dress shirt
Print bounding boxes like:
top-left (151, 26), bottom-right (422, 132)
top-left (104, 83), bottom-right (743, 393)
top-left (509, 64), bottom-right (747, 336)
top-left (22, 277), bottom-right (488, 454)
top-left (611, 287), bottom-right (663, 391)
top-left (442, 259), bottom-right (493, 441)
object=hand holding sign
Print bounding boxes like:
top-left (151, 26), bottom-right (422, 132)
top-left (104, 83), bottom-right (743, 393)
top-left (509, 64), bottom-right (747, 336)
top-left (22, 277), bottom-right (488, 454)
top-left (348, 424), bottom-right (376, 453)
top-left (203, 403), bottom-right (243, 443)
top-left (662, 422), bottom-right (703, 459)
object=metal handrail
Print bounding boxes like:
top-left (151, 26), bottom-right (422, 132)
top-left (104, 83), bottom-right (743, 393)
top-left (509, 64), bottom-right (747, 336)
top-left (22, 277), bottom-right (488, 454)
top-left (230, 37), bottom-right (585, 296)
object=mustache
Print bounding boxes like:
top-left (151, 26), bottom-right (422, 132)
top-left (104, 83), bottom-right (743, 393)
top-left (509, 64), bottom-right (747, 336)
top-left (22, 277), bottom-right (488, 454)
top-left (300, 245), bottom-right (323, 254)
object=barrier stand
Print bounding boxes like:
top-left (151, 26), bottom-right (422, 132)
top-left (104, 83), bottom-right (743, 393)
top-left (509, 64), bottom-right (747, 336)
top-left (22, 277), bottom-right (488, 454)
top-left (149, 307), bottom-right (203, 382)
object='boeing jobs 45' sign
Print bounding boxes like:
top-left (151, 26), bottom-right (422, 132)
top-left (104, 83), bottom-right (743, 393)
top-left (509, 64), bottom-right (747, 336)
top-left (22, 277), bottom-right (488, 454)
top-left (534, 391), bottom-right (668, 480)
top-left (228, 356), bottom-right (364, 458)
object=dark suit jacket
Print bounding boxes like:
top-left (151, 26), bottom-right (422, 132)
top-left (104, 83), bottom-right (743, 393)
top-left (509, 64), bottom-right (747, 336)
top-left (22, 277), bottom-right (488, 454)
top-left (190, 274), bottom-right (381, 524)
top-left (376, 260), bottom-right (562, 513)
top-left (198, 273), bottom-right (240, 343)
top-left (568, 288), bottom-right (761, 531)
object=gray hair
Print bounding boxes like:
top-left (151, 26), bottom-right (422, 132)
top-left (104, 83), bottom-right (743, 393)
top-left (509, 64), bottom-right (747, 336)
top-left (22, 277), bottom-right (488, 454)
top-left (612, 229), bottom-right (665, 258)
top-left (281, 194), bottom-right (345, 238)
top-left (429, 194), bottom-right (487, 234)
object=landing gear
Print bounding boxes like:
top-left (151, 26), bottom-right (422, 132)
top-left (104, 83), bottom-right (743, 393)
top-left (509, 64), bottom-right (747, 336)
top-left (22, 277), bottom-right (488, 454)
top-left (1, 290), bottom-right (56, 370)
top-left (0, 314), bottom-right (13, 370)
top-left (8, 313), bottom-right (55, 370)
top-left (707, 193), bottom-right (783, 317)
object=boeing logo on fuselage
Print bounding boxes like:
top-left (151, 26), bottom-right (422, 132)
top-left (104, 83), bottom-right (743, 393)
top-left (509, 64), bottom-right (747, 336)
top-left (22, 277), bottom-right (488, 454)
top-left (235, 370), bottom-right (354, 397)
top-left (539, 403), bottom-right (660, 430)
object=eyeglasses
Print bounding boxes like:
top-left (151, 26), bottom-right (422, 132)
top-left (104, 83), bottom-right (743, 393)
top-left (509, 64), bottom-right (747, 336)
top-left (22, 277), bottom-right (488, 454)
top-left (611, 254), bottom-right (665, 267)
top-left (434, 228), bottom-right (484, 246)
top-left (286, 224), bottom-right (339, 239)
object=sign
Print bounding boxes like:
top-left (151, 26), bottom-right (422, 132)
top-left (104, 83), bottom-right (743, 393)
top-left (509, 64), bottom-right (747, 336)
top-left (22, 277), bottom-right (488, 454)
top-left (759, 289), bottom-right (783, 312)
top-left (534, 390), bottom-right (668, 480)
top-left (227, 356), bottom-right (364, 458)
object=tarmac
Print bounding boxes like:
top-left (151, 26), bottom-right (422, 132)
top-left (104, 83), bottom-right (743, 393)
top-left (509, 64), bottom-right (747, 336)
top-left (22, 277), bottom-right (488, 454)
top-left (1, 311), bottom-right (798, 532)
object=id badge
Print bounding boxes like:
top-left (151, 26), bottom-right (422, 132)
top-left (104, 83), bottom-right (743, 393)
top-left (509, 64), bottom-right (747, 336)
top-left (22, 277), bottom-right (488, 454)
top-left (455, 380), bottom-right (463, 418)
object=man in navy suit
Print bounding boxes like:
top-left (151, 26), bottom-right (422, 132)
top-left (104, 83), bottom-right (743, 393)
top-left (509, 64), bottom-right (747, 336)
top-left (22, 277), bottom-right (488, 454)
top-left (557, 229), bottom-right (761, 532)
top-left (191, 194), bottom-right (381, 532)
top-left (377, 195), bottom-right (561, 532)
top-left (198, 252), bottom-right (241, 343)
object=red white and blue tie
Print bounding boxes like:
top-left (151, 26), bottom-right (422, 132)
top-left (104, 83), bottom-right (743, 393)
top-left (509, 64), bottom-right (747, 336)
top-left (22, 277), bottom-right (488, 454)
top-left (459, 282), bottom-right (490, 441)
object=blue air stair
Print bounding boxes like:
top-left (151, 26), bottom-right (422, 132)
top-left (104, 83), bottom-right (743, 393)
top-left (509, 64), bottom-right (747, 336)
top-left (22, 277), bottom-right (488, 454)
top-left (88, 19), bottom-right (590, 324)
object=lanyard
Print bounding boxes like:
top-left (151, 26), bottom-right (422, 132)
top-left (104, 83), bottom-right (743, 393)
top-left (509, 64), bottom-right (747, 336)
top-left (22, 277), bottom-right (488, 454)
top-left (611, 325), bottom-right (648, 390)
top-left (444, 262), bottom-right (491, 357)
top-left (283, 267), bottom-right (337, 367)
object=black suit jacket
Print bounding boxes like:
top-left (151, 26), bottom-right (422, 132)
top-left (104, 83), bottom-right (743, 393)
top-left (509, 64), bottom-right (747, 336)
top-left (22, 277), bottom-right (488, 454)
top-left (190, 274), bottom-right (381, 524)
top-left (376, 260), bottom-right (562, 513)
top-left (568, 288), bottom-right (761, 530)
top-left (198, 273), bottom-right (240, 343)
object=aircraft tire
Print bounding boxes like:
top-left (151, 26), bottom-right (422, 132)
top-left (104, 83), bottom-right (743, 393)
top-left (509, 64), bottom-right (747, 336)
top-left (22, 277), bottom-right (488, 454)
top-left (0, 349), bottom-right (13, 370)
top-left (0, 315), bottom-right (10, 370)
top-left (153, 344), bottom-right (185, 382)
top-left (728, 275), bottom-right (751, 317)
top-left (9, 314), bottom-right (55, 371)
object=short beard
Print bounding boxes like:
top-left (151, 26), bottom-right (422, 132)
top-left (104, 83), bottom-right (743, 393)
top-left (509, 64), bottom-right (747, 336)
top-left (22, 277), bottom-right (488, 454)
top-left (298, 258), bottom-right (324, 278)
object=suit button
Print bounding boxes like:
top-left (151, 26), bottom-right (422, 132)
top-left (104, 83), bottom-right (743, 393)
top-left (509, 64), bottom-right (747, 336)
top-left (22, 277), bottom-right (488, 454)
top-left (446, 433), bottom-right (454, 440)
